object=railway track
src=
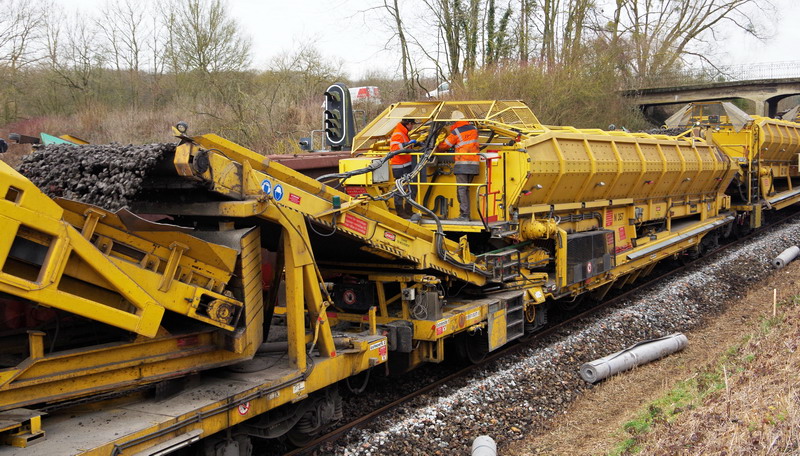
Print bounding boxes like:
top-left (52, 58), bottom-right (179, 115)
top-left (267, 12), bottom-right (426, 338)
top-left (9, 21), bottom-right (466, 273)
top-left (285, 209), bottom-right (800, 456)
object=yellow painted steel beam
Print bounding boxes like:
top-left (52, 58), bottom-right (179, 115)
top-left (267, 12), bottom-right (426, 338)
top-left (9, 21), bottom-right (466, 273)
top-left (170, 136), bottom-right (489, 285)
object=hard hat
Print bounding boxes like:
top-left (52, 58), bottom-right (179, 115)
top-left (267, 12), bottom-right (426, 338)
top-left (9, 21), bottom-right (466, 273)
top-left (451, 110), bottom-right (465, 120)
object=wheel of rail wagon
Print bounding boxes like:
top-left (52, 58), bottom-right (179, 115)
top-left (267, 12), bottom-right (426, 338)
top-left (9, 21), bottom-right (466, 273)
top-left (680, 245), bottom-right (702, 265)
top-left (560, 294), bottom-right (585, 311)
top-left (286, 428), bottom-right (315, 447)
top-left (457, 330), bottom-right (489, 364)
top-left (519, 304), bottom-right (549, 342)
top-left (733, 212), bottom-right (753, 238)
top-left (699, 231), bottom-right (720, 256)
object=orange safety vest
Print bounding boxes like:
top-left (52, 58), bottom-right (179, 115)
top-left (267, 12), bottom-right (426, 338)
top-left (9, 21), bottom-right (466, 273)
top-left (437, 121), bottom-right (479, 162)
top-left (389, 122), bottom-right (412, 166)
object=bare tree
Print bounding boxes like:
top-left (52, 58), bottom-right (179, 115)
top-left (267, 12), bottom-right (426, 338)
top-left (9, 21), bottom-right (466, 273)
top-left (0, 0), bottom-right (46, 120)
top-left (96, 0), bottom-right (149, 72)
top-left (516, 0), bottom-right (534, 63)
top-left (605, 0), bottom-right (769, 82)
top-left (161, 0), bottom-right (251, 74)
top-left (383, 0), bottom-right (416, 98)
top-left (43, 11), bottom-right (105, 107)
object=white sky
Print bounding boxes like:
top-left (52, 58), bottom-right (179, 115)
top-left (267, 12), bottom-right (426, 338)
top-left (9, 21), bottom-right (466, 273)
top-left (67, 0), bottom-right (800, 79)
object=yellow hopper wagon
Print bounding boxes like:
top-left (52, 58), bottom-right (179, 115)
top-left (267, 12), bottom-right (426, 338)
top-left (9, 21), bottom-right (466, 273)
top-left (343, 100), bottom-right (737, 316)
top-left (666, 101), bottom-right (800, 228)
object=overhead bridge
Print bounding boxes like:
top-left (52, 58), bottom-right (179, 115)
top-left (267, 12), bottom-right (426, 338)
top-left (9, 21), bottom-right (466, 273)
top-left (624, 77), bottom-right (800, 119)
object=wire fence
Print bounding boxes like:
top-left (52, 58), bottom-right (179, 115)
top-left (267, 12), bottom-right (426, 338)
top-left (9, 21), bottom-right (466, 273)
top-left (629, 61), bottom-right (800, 90)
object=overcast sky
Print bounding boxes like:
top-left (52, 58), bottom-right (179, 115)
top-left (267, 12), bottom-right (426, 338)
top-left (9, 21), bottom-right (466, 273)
top-left (69, 0), bottom-right (800, 79)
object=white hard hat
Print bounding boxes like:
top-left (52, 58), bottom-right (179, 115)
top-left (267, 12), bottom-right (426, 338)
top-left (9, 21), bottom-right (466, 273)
top-left (451, 110), bottom-right (465, 120)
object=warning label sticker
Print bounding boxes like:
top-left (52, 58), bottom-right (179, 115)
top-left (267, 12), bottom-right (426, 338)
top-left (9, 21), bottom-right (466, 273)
top-left (370, 340), bottom-right (388, 358)
top-left (370, 340), bottom-right (387, 361)
top-left (618, 226), bottom-right (627, 240)
top-left (435, 319), bottom-right (449, 335)
top-left (342, 213), bottom-right (368, 235)
top-left (288, 193), bottom-right (301, 204)
top-left (605, 209), bottom-right (614, 227)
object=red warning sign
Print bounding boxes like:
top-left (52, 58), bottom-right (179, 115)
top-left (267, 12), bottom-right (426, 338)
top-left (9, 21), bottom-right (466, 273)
top-left (238, 402), bottom-right (251, 415)
top-left (343, 213), bottom-right (368, 235)
top-left (605, 210), bottom-right (614, 227)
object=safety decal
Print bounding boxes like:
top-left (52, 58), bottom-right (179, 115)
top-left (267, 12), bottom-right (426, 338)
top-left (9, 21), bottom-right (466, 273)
top-left (237, 402), bottom-right (251, 415)
top-left (260, 179), bottom-right (272, 195)
top-left (342, 289), bottom-right (357, 305)
top-left (467, 310), bottom-right (480, 321)
top-left (273, 184), bottom-right (284, 201)
top-left (342, 213), bottom-right (368, 235)
top-left (618, 226), bottom-right (627, 240)
top-left (370, 340), bottom-right (388, 357)
top-left (605, 209), bottom-right (613, 227)
top-left (384, 231), bottom-right (396, 241)
top-left (435, 319), bottom-right (449, 335)
top-left (293, 382), bottom-right (305, 394)
top-left (289, 193), bottom-right (301, 204)
top-left (345, 186), bottom-right (368, 196)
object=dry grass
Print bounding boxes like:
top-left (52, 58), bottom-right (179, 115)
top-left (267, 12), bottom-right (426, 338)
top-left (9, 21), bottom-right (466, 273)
top-left (506, 263), bottom-right (800, 456)
top-left (634, 303), bottom-right (800, 455)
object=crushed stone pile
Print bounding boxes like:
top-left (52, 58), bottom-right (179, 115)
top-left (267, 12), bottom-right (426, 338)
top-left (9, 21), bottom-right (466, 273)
top-left (643, 127), bottom-right (688, 136)
top-left (17, 142), bottom-right (175, 211)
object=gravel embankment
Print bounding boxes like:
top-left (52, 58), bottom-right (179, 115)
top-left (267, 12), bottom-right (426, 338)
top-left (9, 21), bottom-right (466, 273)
top-left (17, 143), bottom-right (175, 211)
top-left (327, 218), bottom-right (800, 456)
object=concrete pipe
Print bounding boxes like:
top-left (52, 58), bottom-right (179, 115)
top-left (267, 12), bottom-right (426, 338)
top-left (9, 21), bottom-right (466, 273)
top-left (579, 333), bottom-right (688, 383)
top-left (773, 246), bottom-right (800, 269)
top-left (472, 435), bottom-right (497, 456)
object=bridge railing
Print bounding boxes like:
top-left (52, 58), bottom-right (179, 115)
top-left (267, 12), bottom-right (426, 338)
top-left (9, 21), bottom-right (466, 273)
top-left (626, 61), bottom-right (800, 90)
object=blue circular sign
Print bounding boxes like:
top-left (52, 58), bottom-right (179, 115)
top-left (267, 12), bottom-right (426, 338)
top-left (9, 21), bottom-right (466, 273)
top-left (261, 179), bottom-right (272, 195)
top-left (273, 184), bottom-right (284, 201)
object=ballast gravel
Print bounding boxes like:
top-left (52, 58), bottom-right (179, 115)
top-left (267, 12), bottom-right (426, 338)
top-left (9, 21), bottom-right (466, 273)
top-left (17, 143), bottom-right (175, 211)
top-left (327, 218), bottom-right (800, 456)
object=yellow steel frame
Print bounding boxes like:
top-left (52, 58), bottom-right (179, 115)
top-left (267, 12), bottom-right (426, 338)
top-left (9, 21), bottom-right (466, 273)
top-left (0, 162), bottom-right (265, 412)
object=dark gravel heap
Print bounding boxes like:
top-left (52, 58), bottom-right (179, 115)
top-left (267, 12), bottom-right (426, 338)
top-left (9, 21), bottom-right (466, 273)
top-left (17, 142), bottom-right (175, 211)
top-left (328, 218), bottom-right (800, 456)
top-left (643, 127), bottom-right (687, 136)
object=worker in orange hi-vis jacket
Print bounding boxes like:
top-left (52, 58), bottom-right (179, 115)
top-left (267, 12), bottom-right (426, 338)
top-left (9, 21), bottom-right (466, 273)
top-left (389, 118), bottom-right (418, 217)
top-left (436, 111), bottom-right (480, 221)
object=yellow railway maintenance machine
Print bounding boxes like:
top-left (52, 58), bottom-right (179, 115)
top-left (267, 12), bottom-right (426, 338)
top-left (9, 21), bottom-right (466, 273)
top-left (666, 101), bottom-right (800, 230)
top-left (344, 100), bottom-right (738, 311)
top-left (0, 100), bottom-right (738, 454)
